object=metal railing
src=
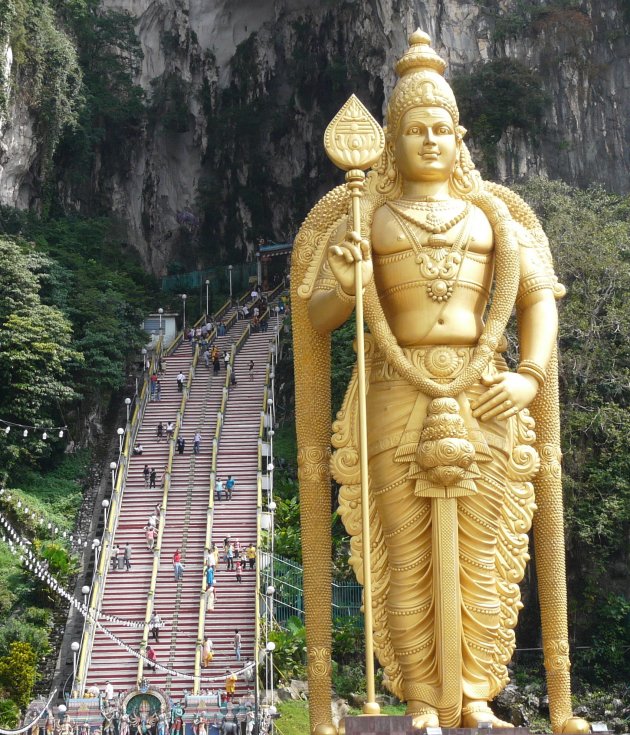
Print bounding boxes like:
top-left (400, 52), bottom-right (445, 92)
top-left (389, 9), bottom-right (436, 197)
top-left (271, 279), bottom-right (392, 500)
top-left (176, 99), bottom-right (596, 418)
top-left (260, 553), bottom-right (363, 625)
top-left (193, 304), bottom-right (246, 693)
top-left (73, 337), bottom-right (163, 695)
top-left (137, 343), bottom-right (200, 683)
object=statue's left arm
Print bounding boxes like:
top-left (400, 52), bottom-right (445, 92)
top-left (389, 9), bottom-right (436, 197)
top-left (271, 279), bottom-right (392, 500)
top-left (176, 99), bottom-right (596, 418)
top-left (472, 226), bottom-right (558, 422)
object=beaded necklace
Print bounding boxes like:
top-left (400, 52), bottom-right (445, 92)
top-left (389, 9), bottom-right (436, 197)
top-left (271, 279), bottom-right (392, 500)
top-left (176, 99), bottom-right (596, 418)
top-left (385, 202), bottom-right (471, 302)
top-left (387, 199), bottom-right (470, 234)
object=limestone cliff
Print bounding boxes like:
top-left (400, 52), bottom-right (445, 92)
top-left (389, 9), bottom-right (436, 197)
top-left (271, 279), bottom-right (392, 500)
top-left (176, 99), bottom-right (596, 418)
top-left (1, 0), bottom-right (629, 273)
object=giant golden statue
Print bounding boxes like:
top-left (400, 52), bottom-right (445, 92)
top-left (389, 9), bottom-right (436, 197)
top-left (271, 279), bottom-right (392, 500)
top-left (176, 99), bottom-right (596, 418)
top-left (291, 31), bottom-right (588, 735)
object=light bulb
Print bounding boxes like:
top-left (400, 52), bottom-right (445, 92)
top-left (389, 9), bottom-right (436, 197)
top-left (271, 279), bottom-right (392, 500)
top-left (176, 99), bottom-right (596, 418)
top-left (4, 426), bottom-right (9, 434)
top-left (59, 430), bottom-right (64, 438)
top-left (23, 429), bottom-right (28, 437)
top-left (42, 432), bottom-right (47, 440)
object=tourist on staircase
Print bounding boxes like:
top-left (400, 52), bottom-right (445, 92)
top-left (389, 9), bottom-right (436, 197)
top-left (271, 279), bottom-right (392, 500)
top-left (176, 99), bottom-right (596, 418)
top-left (173, 549), bottom-right (184, 581)
top-left (246, 543), bottom-right (256, 570)
top-left (123, 542), bottom-right (132, 571)
top-left (149, 611), bottom-right (162, 642)
top-left (215, 477), bottom-right (224, 501)
top-left (202, 637), bottom-right (214, 667)
top-left (225, 670), bottom-right (237, 701)
top-left (111, 544), bottom-right (120, 571)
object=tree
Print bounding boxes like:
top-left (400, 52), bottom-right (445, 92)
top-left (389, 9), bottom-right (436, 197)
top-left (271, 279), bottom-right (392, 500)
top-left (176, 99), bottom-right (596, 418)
top-left (0, 641), bottom-right (38, 709)
top-left (0, 239), bottom-right (81, 474)
top-left (515, 179), bottom-right (630, 671)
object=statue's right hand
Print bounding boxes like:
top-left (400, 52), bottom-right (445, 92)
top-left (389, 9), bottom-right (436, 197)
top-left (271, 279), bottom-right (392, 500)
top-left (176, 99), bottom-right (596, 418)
top-left (327, 231), bottom-right (373, 296)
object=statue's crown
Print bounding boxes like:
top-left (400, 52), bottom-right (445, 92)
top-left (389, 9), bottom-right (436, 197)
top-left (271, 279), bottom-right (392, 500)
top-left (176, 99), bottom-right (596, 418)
top-left (387, 29), bottom-right (458, 132)
top-left (395, 29), bottom-right (447, 77)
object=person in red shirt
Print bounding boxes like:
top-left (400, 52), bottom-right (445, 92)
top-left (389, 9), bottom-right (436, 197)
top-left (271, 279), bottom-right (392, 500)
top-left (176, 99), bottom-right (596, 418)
top-left (173, 549), bottom-right (183, 581)
top-left (146, 645), bottom-right (157, 671)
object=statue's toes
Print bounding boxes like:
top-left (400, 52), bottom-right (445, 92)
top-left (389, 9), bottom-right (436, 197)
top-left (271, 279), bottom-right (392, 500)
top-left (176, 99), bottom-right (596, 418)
top-left (408, 709), bottom-right (440, 730)
top-left (561, 717), bottom-right (590, 734)
top-left (461, 704), bottom-right (513, 728)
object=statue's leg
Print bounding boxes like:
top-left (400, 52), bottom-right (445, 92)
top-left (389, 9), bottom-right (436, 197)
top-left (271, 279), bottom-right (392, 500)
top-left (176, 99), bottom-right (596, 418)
top-left (459, 456), bottom-right (512, 728)
top-left (369, 448), bottom-right (438, 726)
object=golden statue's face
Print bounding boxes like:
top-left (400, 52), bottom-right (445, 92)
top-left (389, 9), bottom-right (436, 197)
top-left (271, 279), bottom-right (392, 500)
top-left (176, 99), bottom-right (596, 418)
top-left (393, 106), bottom-right (458, 183)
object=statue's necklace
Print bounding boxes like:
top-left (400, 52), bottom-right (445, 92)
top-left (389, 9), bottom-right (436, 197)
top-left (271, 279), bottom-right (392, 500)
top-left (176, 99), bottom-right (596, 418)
top-left (385, 201), bottom-right (471, 302)
top-left (387, 199), bottom-right (470, 234)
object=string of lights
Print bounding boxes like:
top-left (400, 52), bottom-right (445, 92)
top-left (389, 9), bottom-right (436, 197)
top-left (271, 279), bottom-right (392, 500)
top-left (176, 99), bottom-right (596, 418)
top-left (0, 489), bottom-right (89, 549)
top-left (0, 418), bottom-right (66, 439)
top-left (0, 511), bottom-right (256, 683)
top-left (0, 688), bottom-right (57, 735)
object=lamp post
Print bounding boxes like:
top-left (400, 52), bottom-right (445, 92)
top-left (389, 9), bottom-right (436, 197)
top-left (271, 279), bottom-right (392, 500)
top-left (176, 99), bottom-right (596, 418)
top-left (92, 538), bottom-right (101, 570)
top-left (228, 265), bottom-right (233, 303)
top-left (124, 397), bottom-right (131, 424)
top-left (142, 348), bottom-right (147, 372)
top-left (181, 293), bottom-right (187, 330)
top-left (110, 462), bottom-right (117, 492)
top-left (269, 370), bottom-right (276, 415)
top-left (81, 585), bottom-right (90, 606)
top-left (102, 499), bottom-right (110, 531)
top-left (267, 396), bottom-right (274, 429)
top-left (266, 640), bottom-right (276, 729)
top-left (71, 641), bottom-right (80, 683)
top-left (158, 307), bottom-right (163, 336)
top-left (117, 427), bottom-right (125, 453)
top-left (205, 279), bottom-right (210, 317)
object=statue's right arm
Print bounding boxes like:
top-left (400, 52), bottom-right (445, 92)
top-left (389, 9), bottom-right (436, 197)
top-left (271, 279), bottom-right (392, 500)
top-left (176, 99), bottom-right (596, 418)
top-left (307, 219), bottom-right (372, 334)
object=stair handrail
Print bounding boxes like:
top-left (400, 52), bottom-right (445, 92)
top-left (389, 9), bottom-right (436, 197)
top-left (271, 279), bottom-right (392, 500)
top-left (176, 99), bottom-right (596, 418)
top-left (164, 314), bottom-right (210, 358)
top-left (73, 337), bottom-right (163, 695)
top-left (255, 341), bottom-right (274, 721)
top-left (213, 299), bottom-right (231, 322)
top-left (136, 343), bottom-right (199, 684)
top-left (193, 311), bottom-right (246, 692)
top-left (236, 287), bottom-right (253, 307)
top-left (265, 279), bottom-right (285, 302)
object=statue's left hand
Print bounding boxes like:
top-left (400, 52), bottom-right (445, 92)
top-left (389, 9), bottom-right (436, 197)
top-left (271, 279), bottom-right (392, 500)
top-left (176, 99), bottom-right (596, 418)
top-left (470, 372), bottom-right (539, 422)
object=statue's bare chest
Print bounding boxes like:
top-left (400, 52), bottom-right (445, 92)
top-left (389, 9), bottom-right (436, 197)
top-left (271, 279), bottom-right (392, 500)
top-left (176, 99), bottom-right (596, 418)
top-left (371, 201), bottom-right (494, 302)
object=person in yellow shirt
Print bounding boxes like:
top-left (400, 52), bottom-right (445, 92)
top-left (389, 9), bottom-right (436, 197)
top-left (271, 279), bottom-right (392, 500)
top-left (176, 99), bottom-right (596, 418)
top-left (246, 543), bottom-right (256, 570)
top-left (225, 670), bottom-right (237, 702)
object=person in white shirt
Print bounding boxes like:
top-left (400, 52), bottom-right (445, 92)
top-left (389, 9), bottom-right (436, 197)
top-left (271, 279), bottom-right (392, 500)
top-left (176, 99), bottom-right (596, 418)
top-left (104, 680), bottom-right (114, 702)
top-left (215, 478), bottom-right (224, 501)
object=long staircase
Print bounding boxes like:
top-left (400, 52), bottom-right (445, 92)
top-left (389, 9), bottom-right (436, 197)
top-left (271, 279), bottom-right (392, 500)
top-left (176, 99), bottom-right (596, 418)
top-left (200, 329), bottom-right (273, 696)
top-left (78, 305), bottom-right (278, 705)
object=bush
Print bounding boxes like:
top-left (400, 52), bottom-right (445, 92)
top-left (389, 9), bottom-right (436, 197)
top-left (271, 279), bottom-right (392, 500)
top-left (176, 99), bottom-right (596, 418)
top-left (332, 664), bottom-right (366, 699)
top-left (0, 641), bottom-right (38, 709)
top-left (0, 698), bottom-right (20, 728)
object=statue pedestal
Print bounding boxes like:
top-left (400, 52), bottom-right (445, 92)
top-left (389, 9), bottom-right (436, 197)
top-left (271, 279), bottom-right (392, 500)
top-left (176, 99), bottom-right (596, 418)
top-left (343, 719), bottom-right (530, 735)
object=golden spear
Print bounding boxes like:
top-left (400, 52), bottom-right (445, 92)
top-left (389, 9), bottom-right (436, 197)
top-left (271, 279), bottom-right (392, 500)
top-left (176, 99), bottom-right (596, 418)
top-left (324, 94), bottom-right (385, 717)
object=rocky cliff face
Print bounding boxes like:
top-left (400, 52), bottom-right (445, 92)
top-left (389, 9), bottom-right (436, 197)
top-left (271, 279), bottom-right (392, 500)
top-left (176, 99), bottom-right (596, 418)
top-left (1, 0), bottom-right (629, 273)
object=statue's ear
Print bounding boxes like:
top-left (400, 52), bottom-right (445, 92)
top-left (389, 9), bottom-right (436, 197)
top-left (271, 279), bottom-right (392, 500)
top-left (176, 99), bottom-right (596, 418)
top-left (456, 124), bottom-right (467, 141)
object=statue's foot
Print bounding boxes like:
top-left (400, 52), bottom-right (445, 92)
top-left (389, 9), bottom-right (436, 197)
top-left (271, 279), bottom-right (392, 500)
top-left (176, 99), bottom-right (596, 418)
top-left (560, 716), bottom-right (590, 734)
top-left (407, 701), bottom-right (439, 730)
top-left (461, 701), bottom-right (512, 728)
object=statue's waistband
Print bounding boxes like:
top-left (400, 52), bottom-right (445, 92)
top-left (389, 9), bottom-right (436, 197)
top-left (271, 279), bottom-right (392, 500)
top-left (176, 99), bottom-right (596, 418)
top-left (371, 344), bottom-right (476, 383)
